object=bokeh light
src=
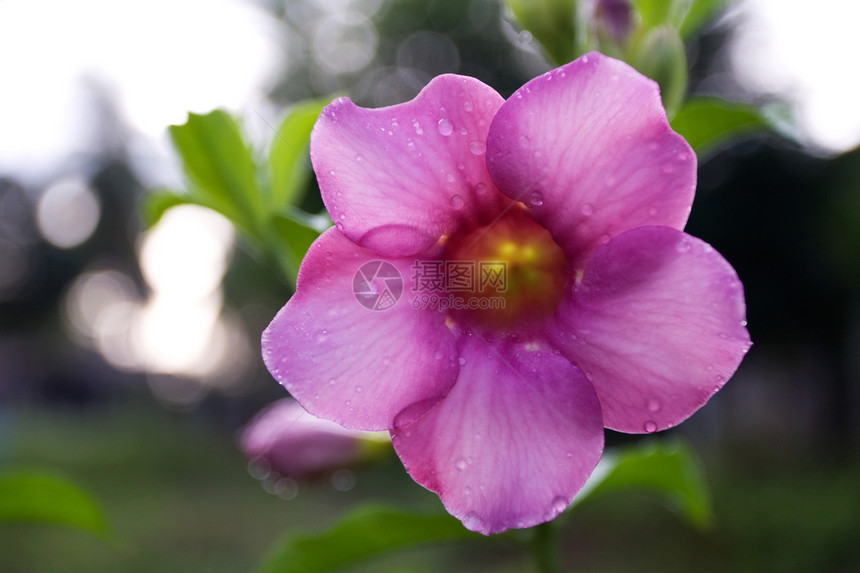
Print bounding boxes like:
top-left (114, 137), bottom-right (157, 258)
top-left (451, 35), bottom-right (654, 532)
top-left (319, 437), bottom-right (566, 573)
top-left (36, 179), bottom-right (101, 249)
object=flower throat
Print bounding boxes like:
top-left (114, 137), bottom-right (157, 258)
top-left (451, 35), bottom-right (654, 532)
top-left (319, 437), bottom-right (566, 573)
top-left (444, 207), bottom-right (566, 330)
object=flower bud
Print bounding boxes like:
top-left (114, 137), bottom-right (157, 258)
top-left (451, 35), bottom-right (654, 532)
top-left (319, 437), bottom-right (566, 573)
top-left (239, 399), bottom-right (389, 482)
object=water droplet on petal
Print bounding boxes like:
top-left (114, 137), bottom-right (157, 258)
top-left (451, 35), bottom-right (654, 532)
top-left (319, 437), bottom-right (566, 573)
top-left (475, 182), bottom-right (488, 195)
top-left (469, 141), bottom-right (486, 155)
top-left (455, 458), bottom-right (467, 470)
top-left (450, 195), bottom-right (465, 210)
top-left (644, 421), bottom-right (658, 433)
top-left (464, 485), bottom-right (472, 494)
top-left (528, 190), bottom-right (544, 206)
top-left (464, 101), bottom-right (473, 112)
top-left (328, 169), bottom-right (335, 176)
top-left (647, 398), bottom-right (661, 412)
top-left (648, 207), bottom-right (658, 216)
top-left (581, 203), bottom-right (594, 216)
top-left (413, 119), bottom-right (423, 135)
top-left (462, 512), bottom-right (484, 532)
top-left (434, 350), bottom-right (443, 360)
top-left (552, 496), bottom-right (568, 514)
top-left (355, 386), bottom-right (363, 393)
top-left (675, 239), bottom-right (691, 253)
top-left (519, 135), bottom-right (530, 148)
top-left (338, 213), bottom-right (346, 220)
top-left (437, 118), bottom-right (453, 136)
top-left (458, 357), bottom-right (467, 366)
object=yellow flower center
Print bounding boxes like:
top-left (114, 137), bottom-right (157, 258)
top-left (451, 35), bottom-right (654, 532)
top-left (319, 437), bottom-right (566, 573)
top-left (444, 208), bottom-right (566, 330)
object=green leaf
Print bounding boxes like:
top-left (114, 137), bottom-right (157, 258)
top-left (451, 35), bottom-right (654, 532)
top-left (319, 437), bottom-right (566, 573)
top-left (671, 97), bottom-right (770, 157)
top-left (140, 188), bottom-right (197, 229)
top-left (680, 0), bottom-right (727, 38)
top-left (631, 0), bottom-right (690, 31)
top-left (168, 110), bottom-right (263, 230)
top-left (268, 98), bottom-right (332, 209)
top-left (257, 505), bottom-right (480, 573)
top-left (0, 469), bottom-right (110, 539)
top-left (505, 0), bottom-right (579, 65)
top-left (573, 440), bottom-right (713, 529)
top-left (270, 211), bottom-right (324, 285)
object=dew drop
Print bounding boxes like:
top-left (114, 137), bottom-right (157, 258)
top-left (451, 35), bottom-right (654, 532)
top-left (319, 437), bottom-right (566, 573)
top-left (338, 212), bottom-right (346, 220)
top-left (581, 203), bottom-right (594, 216)
top-left (551, 496), bottom-right (568, 514)
top-left (407, 138), bottom-right (415, 149)
top-left (413, 120), bottom-right (423, 135)
top-left (434, 350), bottom-right (443, 360)
top-left (462, 512), bottom-right (484, 532)
top-left (459, 127), bottom-right (468, 136)
top-left (644, 420), bottom-right (658, 433)
top-left (582, 55), bottom-right (589, 63)
top-left (458, 357), bottom-right (467, 366)
top-left (599, 233), bottom-right (611, 244)
top-left (455, 458), bottom-right (467, 470)
top-left (464, 485), bottom-right (472, 495)
top-left (662, 164), bottom-right (675, 174)
top-left (675, 239), bottom-right (691, 253)
top-left (518, 135), bottom-right (530, 148)
top-left (646, 398), bottom-right (661, 412)
top-left (475, 182), bottom-right (488, 195)
top-left (741, 320), bottom-right (748, 327)
top-left (446, 173), bottom-right (456, 183)
top-left (529, 190), bottom-right (544, 206)
top-left (355, 386), bottom-right (364, 393)
top-left (328, 378), bottom-right (336, 386)
top-left (345, 400), bottom-right (351, 407)
top-left (469, 141), bottom-right (486, 155)
top-left (450, 195), bottom-right (465, 210)
top-left (457, 162), bottom-right (465, 170)
top-left (464, 101), bottom-right (473, 112)
top-left (648, 207), bottom-right (658, 216)
top-left (328, 169), bottom-right (335, 176)
top-left (437, 118), bottom-right (453, 136)
top-left (355, 154), bottom-right (363, 162)
top-left (565, 451), bottom-right (573, 458)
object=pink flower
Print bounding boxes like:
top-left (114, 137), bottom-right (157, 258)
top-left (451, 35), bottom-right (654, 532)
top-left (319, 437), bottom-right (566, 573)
top-left (240, 399), bottom-right (387, 481)
top-left (262, 52), bottom-right (750, 534)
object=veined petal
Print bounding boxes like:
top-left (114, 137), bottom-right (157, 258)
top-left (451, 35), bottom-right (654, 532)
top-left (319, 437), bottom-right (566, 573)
top-left (392, 334), bottom-right (604, 535)
top-left (546, 226), bottom-right (751, 433)
top-left (262, 228), bottom-right (459, 431)
top-left (311, 75), bottom-right (507, 257)
top-left (486, 52), bottom-right (696, 269)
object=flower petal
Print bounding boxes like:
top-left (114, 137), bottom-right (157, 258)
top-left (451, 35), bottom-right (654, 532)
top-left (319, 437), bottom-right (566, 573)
top-left (311, 75), bottom-right (507, 257)
top-left (391, 334), bottom-right (604, 535)
top-left (262, 228), bottom-right (459, 431)
top-left (546, 226), bottom-right (751, 434)
top-left (486, 52), bottom-right (696, 269)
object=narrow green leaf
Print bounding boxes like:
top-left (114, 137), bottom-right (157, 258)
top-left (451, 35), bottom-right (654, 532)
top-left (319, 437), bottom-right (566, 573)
top-left (257, 505), bottom-right (480, 573)
top-left (268, 98), bottom-right (332, 209)
top-left (680, 0), bottom-right (727, 38)
top-left (270, 211), bottom-right (324, 285)
top-left (168, 110), bottom-right (263, 229)
top-left (573, 440), bottom-right (713, 529)
top-left (0, 469), bottom-right (110, 539)
top-left (631, 0), bottom-right (690, 31)
top-left (671, 97), bottom-right (770, 157)
top-left (505, 0), bottom-right (579, 65)
top-left (140, 188), bottom-right (195, 229)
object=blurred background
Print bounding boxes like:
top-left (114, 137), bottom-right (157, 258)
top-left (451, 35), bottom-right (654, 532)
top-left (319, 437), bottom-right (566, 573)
top-left (1, 0), bottom-right (859, 571)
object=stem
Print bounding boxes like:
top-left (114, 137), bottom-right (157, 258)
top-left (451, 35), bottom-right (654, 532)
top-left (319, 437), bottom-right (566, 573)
top-left (533, 520), bottom-right (561, 573)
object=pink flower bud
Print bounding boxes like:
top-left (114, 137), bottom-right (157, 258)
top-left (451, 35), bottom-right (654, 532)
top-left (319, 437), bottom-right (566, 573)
top-left (240, 399), bottom-right (388, 481)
